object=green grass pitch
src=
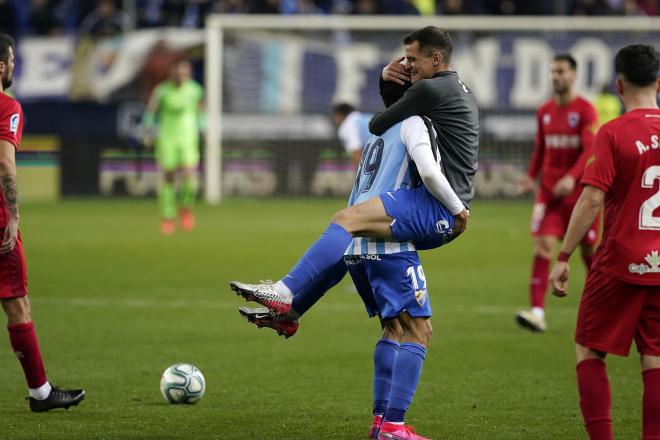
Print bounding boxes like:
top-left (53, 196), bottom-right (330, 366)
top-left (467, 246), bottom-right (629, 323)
top-left (0, 199), bottom-right (644, 439)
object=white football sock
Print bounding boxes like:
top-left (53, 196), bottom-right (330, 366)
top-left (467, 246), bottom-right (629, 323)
top-left (29, 381), bottom-right (52, 400)
top-left (531, 307), bottom-right (545, 319)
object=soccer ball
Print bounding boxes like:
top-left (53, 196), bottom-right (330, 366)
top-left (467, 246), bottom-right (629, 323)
top-left (160, 363), bottom-right (206, 404)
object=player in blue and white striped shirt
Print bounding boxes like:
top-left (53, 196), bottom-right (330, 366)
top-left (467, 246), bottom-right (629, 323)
top-left (232, 114), bottom-right (466, 440)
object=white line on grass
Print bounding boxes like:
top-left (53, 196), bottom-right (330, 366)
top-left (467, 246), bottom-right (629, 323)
top-left (31, 296), bottom-right (578, 315)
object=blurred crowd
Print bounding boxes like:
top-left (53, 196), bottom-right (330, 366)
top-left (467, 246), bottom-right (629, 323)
top-left (0, 0), bottom-right (658, 38)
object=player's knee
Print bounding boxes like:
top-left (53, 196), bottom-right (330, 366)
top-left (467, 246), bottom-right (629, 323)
top-left (575, 344), bottom-right (605, 363)
top-left (534, 239), bottom-right (554, 259)
top-left (1, 296), bottom-right (32, 324)
top-left (331, 208), bottom-right (354, 233)
top-left (382, 319), bottom-right (404, 342)
top-left (641, 355), bottom-right (660, 371)
top-left (405, 317), bottom-right (432, 347)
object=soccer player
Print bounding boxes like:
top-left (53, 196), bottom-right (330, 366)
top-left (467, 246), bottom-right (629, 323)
top-left (345, 116), bottom-right (455, 440)
top-left (516, 54), bottom-right (600, 332)
top-left (231, 26), bottom-right (477, 321)
top-left (548, 44), bottom-right (660, 440)
top-left (244, 112), bottom-right (459, 440)
top-left (0, 34), bottom-right (85, 412)
top-left (331, 102), bottom-right (373, 169)
top-left (143, 59), bottom-right (204, 235)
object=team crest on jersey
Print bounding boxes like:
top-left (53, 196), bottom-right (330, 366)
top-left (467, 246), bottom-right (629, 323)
top-left (543, 114), bottom-right (551, 125)
top-left (415, 289), bottom-right (427, 306)
top-left (567, 112), bottom-right (580, 128)
top-left (629, 250), bottom-right (660, 275)
top-left (435, 219), bottom-right (450, 235)
top-left (9, 113), bottom-right (19, 134)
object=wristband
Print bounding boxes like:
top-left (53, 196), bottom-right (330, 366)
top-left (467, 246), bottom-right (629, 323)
top-left (557, 251), bottom-right (571, 262)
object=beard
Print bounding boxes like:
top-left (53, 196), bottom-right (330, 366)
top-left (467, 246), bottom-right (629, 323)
top-left (1, 73), bottom-right (12, 90)
top-left (553, 84), bottom-right (568, 95)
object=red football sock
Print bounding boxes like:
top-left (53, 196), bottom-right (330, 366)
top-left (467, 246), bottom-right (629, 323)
top-left (643, 368), bottom-right (660, 440)
top-left (7, 321), bottom-right (48, 388)
top-left (582, 253), bottom-right (594, 271)
top-left (529, 255), bottom-right (550, 309)
top-left (577, 359), bottom-right (612, 440)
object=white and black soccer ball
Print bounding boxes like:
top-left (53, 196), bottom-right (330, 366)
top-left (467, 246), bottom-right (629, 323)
top-left (160, 363), bottom-right (205, 404)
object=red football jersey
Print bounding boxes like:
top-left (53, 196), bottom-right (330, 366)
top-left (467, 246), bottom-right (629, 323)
top-left (529, 96), bottom-right (598, 204)
top-left (582, 108), bottom-right (660, 286)
top-left (0, 93), bottom-right (24, 229)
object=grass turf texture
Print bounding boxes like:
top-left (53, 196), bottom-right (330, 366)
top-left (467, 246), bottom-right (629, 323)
top-left (0, 199), bottom-right (644, 440)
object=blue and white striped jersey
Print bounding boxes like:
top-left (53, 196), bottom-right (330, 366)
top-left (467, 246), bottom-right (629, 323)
top-left (345, 119), bottom-right (421, 256)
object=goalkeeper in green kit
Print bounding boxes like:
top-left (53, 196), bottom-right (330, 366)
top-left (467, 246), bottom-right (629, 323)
top-left (142, 59), bottom-right (205, 235)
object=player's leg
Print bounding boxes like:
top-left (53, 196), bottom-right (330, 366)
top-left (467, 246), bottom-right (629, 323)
top-left (575, 344), bottom-right (612, 440)
top-left (641, 355), bottom-right (660, 439)
top-left (574, 270), bottom-right (645, 440)
top-left (366, 252), bottom-right (431, 440)
top-left (1, 240), bottom-right (84, 411)
top-left (230, 188), bottom-right (454, 314)
top-left (518, 201), bottom-right (554, 331)
top-left (230, 200), bottom-right (387, 313)
top-left (636, 288), bottom-right (660, 439)
top-left (2, 296), bottom-right (49, 394)
top-left (371, 318), bottom-right (404, 439)
top-left (156, 139), bottom-right (178, 234)
top-left (238, 260), bottom-right (347, 338)
top-left (178, 141), bottom-right (200, 231)
top-left (380, 313), bottom-right (431, 437)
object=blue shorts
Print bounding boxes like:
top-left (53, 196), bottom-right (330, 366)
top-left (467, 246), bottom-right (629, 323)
top-left (344, 251), bottom-right (431, 320)
top-left (380, 186), bottom-right (457, 251)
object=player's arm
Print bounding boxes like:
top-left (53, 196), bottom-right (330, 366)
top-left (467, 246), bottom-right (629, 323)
top-left (141, 86), bottom-right (161, 146)
top-left (402, 117), bottom-right (468, 234)
top-left (369, 80), bottom-right (435, 136)
top-left (548, 186), bottom-right (604, 296)
top-left (555, 105), bottom-right (599, 197)
top-left (520, 109), bottom-right (545, 194)
top-left (0, 139), bottom-right (19, 254)
top-left (197, 84), bottom-right (207, 133)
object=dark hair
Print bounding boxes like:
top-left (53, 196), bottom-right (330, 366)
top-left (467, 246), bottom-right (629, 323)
top-left (403, 26), bottom-right (453, 64)
top-left (332, 103), bottom-right (355, 116)
top-left (0, 34), bottom-right (14, 65)
top-left (615, 44), bottom-right (659, 87)
top-left (553, 54), bottom-right (577, 71)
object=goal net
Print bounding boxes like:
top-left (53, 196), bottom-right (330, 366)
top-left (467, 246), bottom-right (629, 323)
top-left (204, 15), bottom-right (660, 203)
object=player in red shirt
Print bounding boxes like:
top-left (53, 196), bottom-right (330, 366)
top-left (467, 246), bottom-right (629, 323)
top-left (549, 44), bottom-right (660, 440)
top-left (0, 34), bottom-right (84, 411)
top-left (517, 54), bottom-right (600, 332)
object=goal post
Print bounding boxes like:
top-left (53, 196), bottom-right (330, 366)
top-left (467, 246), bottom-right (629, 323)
top-left (204, 14), bottom-right (660, 204)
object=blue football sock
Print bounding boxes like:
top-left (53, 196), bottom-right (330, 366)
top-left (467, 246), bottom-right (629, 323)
top-left (291, 259), bottom-right (348, 317)
top-left (373, 338), bottom-right (400, 416)
top-left (282, 223), bottom-right (352, 295)
top-left (384, 342), bottom-right (427, 424)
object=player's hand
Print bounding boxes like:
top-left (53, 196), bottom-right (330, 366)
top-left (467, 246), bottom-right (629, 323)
top-left (549, 261), bottom-right (570, 297)
top-left (518, 175), bottom-right (535, 195)
top-left (552, 175), bottom-right (576, 198)
top-left (141, 134), bottom-right (154, 149)
top-left (452, 209), bottom-right (469, 236)
top-left (0, 216), bottom-right (19, 255)
top-left (381, 56), bottom-right (410, 86)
